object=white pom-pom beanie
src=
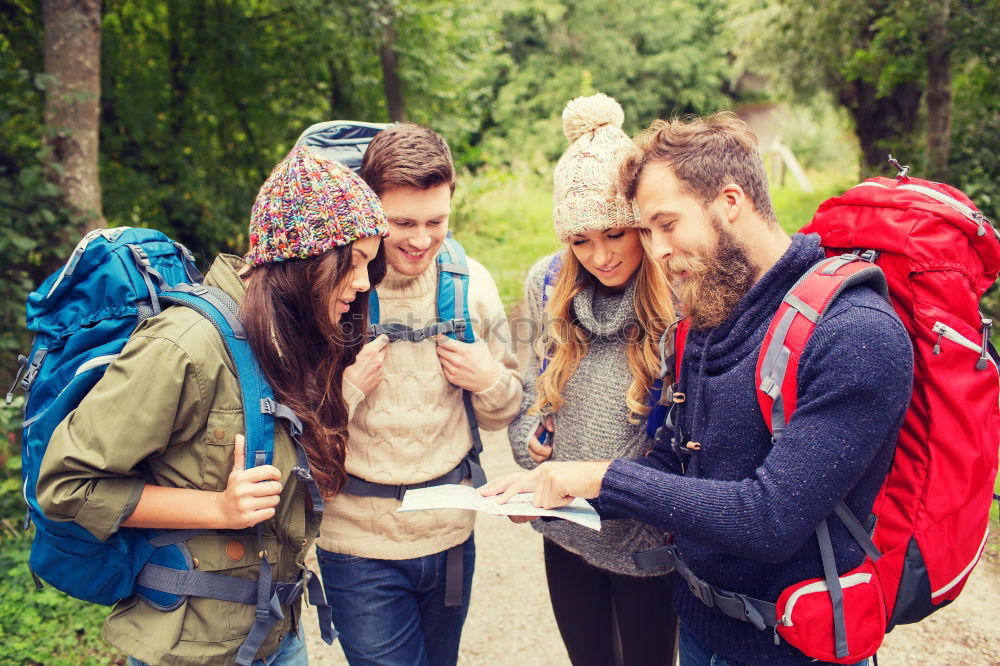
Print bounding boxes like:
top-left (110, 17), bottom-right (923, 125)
top-left (552, 93), bottom-right (640, 241)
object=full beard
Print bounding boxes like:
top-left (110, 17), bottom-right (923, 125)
top-left (668, 215), bottom-right (758, 330)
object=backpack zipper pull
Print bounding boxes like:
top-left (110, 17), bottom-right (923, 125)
top-left (972, 211), bottom-right (989, 237)
top-left (978, 318), bottom-right (992, 370)
top-left (933, 330), bottom-right (944, 355)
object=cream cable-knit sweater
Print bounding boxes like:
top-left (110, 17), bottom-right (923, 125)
top-left (318, 257), bottom-right (522, 559)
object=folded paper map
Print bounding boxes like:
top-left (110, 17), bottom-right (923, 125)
top-left (398, 484), bottom-right (601, 531)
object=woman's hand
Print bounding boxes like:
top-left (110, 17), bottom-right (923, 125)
top-left (528, 416), bottom-right (554, 463)
top-left (344, 334), bottom-right (390, 396)
top-left (215, 434), bottom-right (284, 529)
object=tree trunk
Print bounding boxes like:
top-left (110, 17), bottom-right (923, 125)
top-left (42, 0), bottom-right (104, 230)
top-left (840, 79), bottom-right (922, 178)
top-left (925, 0), bottom-right (952, 181)
top-left (379, 8), bottom-right (406, 122)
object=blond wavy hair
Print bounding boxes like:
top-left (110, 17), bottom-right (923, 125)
top-left (531, 237), bottom-right (675, 422)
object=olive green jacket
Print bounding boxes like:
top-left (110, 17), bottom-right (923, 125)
top-left (37, 255), bottom-right (322, 666)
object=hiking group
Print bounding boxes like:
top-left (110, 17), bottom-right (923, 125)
top-left (14, 92), bottom-right (1000, 666)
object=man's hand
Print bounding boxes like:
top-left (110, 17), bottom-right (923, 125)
top-left (343, 334), bottom-right (390, 396)
top-left (528, 415), bottom-right (554, 463)
top-left (478, 460), bottom-right (612, 509)
top-left (435, 335), bottom-right (500, 393)
top-left (215, 434), bottom-right (283, 529)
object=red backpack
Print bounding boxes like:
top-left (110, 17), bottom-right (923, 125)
top-left (668, 166), bottom-right (1000, 663)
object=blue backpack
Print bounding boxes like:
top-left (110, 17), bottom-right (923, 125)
top-left (10, 227), bottom-right (334, 665)
top-left (294, 120), bottom-right (392, 173)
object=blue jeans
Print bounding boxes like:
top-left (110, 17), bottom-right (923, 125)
top-left (678, 625), bottom-right (870, 666)
top-left (318, 535), bottom-right (476, 666)
top-left (127, 625), bottom-right (306, 666)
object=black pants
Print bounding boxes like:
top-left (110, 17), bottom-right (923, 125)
top-left (543, 538), bottom-right (678, 666)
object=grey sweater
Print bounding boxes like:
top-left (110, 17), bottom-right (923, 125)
top-left (508, 255), bottom-right (670, 576)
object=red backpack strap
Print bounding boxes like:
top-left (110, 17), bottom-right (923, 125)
top-left (755, 254), bottom-right (888, 435)
top-left (674, 317), bottom-right (690, 381)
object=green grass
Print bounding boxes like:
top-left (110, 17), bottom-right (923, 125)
top-left (452, 169), bottom-right (560, 308)
top-left (0, 533), bottom-right (121, 665)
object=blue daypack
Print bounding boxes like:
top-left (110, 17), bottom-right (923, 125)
top-left (11, 227), bottom-right (334, 664)
top-left (294, 120), bottom-right (392, 173)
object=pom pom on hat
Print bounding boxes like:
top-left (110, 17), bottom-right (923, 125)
top-left (553, 93), bottom-right (640, 241)
top-left (245, 146), bottom-right (388, 266)
top-left (562, 93), bottom-right (626, 144)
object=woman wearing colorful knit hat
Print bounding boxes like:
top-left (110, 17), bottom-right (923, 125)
top-left (36, 146), bottom-right (387, 665)
top-left (505, 93), bottom-right (679, 666)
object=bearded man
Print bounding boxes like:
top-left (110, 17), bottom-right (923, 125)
top-left (482, 112), bottom-right (913, 666)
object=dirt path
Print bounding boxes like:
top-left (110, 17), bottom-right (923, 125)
top-left (303, 431), bottom-right (1000, 665)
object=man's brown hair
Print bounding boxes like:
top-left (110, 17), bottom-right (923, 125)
top-left (359, 123), bottom-right (456, 197)
top-left (617, 111), bottom-right (777, 224)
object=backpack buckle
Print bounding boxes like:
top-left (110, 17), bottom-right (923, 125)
top-left (852, 249), bottom-right (879, 263)
top-left (20, 349), bottom-right (48, 394)
top-left (687, 577), bottom-right (715, 607)
top-left (887, 154), bottom-right (910, 181)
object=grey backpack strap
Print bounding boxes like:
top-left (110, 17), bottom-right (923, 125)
top-left (816, 520), bottom-right (850, 659)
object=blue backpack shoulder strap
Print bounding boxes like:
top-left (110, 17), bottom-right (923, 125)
top-left (160, 284), bottom-right (274, 468)
top-left (157, 283), bottom-right (333, 664)
top-left (436, 237), bottom-right (474, 343)
top-left (369, 289), bottom-right (381, 332)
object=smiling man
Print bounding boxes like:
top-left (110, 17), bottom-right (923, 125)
top-left (481, 112), bottom-right (913, 666)
top-left (315, 123), bottom-right (522, 666)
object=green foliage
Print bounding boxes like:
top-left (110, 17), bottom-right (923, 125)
top-left (771, 173), bottom-right (858, 236)
top-left (0, 396), bottom-right (24, 524)
top-left (0, 533), bottom-right (120, 665)
top-left (479, 0), bottom-right (734, 169)
top-left (97, 0), bottom-right (504, 259)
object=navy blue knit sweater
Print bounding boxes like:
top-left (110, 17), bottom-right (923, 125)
top-left (594, 234), bottom-right (913, 665)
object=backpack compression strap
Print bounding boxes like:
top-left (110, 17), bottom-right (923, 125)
top-left (156, 285), bottom-right (334, 664)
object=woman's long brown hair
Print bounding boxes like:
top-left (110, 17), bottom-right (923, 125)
top-left (242, 243), bottom-right (386, 498)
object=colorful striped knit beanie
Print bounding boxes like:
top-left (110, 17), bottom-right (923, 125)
top-left (552, 93), bottom-right (640, 241)
top-left (245, 146), bottom-right (388, 266)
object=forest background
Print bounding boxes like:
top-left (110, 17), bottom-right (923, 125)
top-left (1, 0), bottom-right (998, 663)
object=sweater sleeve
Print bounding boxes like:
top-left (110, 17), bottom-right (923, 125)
top-left (467, 258), bottom-right (523, 431)
top-left (596, 301), bottom-right (913, 562)
top-left (342, 376), bottom-right (366, 421)
top-left (507, 256), bottom-right (553, 470)
top-left (37, 330), bottom-right (210, 542)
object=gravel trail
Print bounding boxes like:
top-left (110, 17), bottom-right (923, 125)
top-left (303, 430), bottom-right (1000, 665)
